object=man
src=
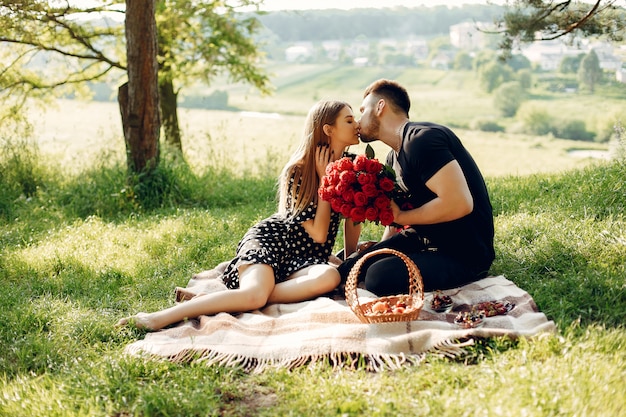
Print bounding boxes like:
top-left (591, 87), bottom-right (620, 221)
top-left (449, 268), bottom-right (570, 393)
top-left (337, 79), bottom-right (495, 294)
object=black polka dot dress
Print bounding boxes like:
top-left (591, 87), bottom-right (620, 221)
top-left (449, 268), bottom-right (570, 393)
top-left (221, 177), bottom-right (341, 289)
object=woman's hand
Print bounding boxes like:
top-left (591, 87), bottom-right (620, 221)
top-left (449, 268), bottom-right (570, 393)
top-left (356, 240), bottom-right (377, 253)
top-left (315, 144), bottom-right (332, 179)
top-left (327, 254), bottom-right (343, 267)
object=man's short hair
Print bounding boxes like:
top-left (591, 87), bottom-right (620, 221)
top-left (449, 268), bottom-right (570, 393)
top-left (363, 79), bottom-right (410, 116)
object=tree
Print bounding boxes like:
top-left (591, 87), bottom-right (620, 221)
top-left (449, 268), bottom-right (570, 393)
top-left (493, 81), bottom-right (525, 117)
top-left (0, 0), bottom-right (126, 120)
top-left (155, 0), bottom-right (270, 152)
top-left (453, 51), bottom-right (473, 70)
top-left (493, 1), bottom-right (626, 59)
top-left (517, 68), bottom-right (533, 90)
top-left (0, 0), bottom-right (270, 167)
top-left (119, 0), bottom-right (160, 174)
top-left (578, 49), bottom-right (602, 93)
top-left (559, 53), bottom-right (585, 73)
top-left (478, 61), bottom-right (514, 93)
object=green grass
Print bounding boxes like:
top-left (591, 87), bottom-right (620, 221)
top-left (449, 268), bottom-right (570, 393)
top-left (1, 123), bottom-right (625, 415)
top-left (2, 64), bottom-right (624, 415)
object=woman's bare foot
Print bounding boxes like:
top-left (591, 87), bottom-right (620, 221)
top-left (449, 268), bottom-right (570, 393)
top-left (115, 312), bottom-right (159, 331)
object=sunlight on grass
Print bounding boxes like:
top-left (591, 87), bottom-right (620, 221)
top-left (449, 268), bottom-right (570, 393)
top-left (27, 99), bottom-right (610, 179)
top-left (3, 69), bottom-right (624, 416)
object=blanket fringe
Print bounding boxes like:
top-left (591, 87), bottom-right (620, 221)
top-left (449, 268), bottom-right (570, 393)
top-left (430, 338), bottom-right (475, 358)
top-left (125, 339), bottom-right (477, 373)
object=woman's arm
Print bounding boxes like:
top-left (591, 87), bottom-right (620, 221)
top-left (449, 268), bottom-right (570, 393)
top-left (302, 199), bottom-right (332, 243)
top-left (343, 220), bottom-right (361, 258)
top-left (302, 144), bottom-right (333, 243)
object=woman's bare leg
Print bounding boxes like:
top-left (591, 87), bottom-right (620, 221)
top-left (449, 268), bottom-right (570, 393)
top-left (117, 264), bottom-right (275, 331)
top-left (267, 264), bottom-right (340, 304)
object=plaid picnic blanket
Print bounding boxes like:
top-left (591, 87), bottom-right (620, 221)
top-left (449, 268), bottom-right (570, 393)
top-left (123, 268), bottom-right (556, 372)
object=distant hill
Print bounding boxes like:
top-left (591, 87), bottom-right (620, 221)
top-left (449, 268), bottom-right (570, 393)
top-left (256, 5), bottom-right (504, 42)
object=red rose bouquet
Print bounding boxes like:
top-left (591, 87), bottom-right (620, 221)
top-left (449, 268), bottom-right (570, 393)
top-left (318, 149), bottom-right (398, 226)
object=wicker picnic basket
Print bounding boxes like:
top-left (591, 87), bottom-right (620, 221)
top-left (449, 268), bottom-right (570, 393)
top-left (345, 248), bottom-right (424, 323)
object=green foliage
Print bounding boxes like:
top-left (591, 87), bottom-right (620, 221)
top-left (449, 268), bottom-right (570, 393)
top-left (517, 68), bottom-right (532, 90)
top-left (181, 90), bottom-right (229, 110)
top-left (493, 81), bottom-right (525, 117)
top-left (156, 0), bottom-right (270, 94)
top-left (0, 1), bottom-right (126, 116)
top-left (578, 49), bottom-right (603, 93)
top-left (453, 51), bottom-right (473, 70)
top-left (517, 105), bottom-right (553, 136)
top-left (516, 104), bottom-right (596, 141)
top-left (478, 61), bottom-right (514, 93)
top-left (489, 162), bottom-right (626, 330)
top-left (503, 53), bottom-right (531, 72)
top-left (553, 119), bottom-right (595, 141)
top-left (497, 1), bottom-right (626, 59)
top-left (559, 53), bottom-right (585, 74)
top-left (470, 118), bottom-right (505, 132)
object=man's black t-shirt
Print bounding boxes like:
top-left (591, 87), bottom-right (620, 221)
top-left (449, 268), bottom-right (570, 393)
top-left (386, 122), bottom-right (495, 276)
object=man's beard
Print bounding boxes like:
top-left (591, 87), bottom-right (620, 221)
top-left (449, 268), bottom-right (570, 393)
top-left (359, 116), bottom-right (380, 143)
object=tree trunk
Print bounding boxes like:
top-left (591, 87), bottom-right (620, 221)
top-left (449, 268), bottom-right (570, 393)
top-left (118, 0), bottom-right (160, 174)
top-left (159, 78), bottom-right (183, 152)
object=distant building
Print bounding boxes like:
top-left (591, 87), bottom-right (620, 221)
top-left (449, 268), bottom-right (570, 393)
top-left (588, 42), bottom-right (623, 71)
top-left (521, 38), bottom-right (623, 72)
top-left (450, 22), bottom-right (494, 50)
top-left (521, 39), bottom-right (582, 70)
top-left (285, 43), bottom-right (313, 62)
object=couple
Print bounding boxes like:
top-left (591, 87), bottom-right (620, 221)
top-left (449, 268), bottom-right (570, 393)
top-left (117, 79), bottom-right (495, 331)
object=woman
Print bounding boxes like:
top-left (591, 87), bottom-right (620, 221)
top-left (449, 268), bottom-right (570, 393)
top-left (117, 100), bottom-right (361, 331)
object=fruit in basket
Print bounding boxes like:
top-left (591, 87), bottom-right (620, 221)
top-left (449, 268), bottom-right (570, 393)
top-left (369, 297), bottom-right (416, 316)
top-left (372, 300), bottom-right (391, 313)
top-left (392, 305), bottom-right (405, 314)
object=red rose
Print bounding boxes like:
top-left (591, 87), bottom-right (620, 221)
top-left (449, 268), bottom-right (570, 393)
top-left (318, 152), bottom-right (399, 225)
top-left (353, 154), bottom-right (368, 171)
top-left (378, 177), bottom-right (395, 192)
top-left (350, 206), bottom-right (367, 223)
top-left (340, 170), bottom-right (357, 185)
top-left (365, 207), bottom-right (379, 222)
top-left (318, 187), bottom-right (334, 201)
top-left (379, 208), bottom-right (395, 226)
top-left (353, 191), bottom-right (368, 207)
top-left (331, 198), bottom-right (343, 212)
top-left (337, 157), bottom-right (354, 172)
top-left (341, 187), bottom-right (355, 203)
top-left (357, 172), bottom-right (376, 185)
top-left (374, 195), bottom-right (390, 209)
top-left (366, 158), bottom-right (383, 174)
top-left (361, 183), bottom-right (378, 198)
top-left (340, 203), bottom-right (354, 218)
top-left (335, 181), bottom-right (348, 195)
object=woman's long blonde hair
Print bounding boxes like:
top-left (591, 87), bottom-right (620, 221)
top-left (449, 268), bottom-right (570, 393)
top-left (278, 100), bottom-right (351, 219)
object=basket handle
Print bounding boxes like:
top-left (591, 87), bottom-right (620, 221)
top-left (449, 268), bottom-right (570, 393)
top-left (344, 248), bottom-right (424, 321)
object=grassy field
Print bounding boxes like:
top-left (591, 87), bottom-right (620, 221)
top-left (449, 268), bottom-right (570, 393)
top-left (31, 97), bottom-right (609, 179)
top-left (1, 65), bottom-right (624, 416)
